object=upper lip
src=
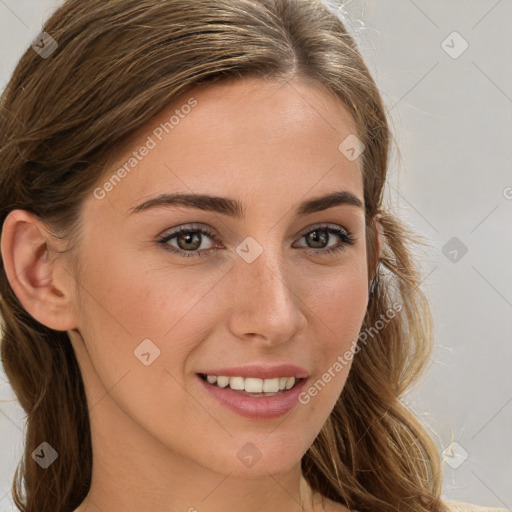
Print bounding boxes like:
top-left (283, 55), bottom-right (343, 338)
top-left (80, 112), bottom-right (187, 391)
top-left (197, 364), bottom-right (309, 379)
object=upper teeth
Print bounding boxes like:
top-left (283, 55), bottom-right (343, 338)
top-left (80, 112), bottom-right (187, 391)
top-left (205, 375), bottom-right (296, 392)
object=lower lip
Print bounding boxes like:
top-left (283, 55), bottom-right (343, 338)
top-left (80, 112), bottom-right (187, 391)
top-left (197, 375), bottom-right (308, 419)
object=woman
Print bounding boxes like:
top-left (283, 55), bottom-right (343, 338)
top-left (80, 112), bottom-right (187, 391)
top-left (0, 1), bottom-right (505, 511)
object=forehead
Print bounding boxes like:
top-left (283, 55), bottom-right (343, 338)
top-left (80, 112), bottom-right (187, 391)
top-left (89, 77), bottom-right (363, 216)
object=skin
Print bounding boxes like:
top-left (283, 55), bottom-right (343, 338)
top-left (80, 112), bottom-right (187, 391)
top-left (1, 77), bottom-right (382, 512)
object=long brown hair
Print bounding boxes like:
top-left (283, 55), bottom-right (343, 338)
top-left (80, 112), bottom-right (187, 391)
top-left (0, 1), bottom-right (448, 511)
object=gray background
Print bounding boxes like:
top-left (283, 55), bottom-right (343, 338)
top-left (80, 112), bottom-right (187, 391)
top-left (0, 0), bottom-right (510, 510)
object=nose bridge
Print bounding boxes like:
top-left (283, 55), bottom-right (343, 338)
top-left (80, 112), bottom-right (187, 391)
top-left (228, 235), bottom-right (305, 342)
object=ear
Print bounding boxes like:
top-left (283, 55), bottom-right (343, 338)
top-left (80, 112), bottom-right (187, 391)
top-left (1, 209), bottom-right (78, 331)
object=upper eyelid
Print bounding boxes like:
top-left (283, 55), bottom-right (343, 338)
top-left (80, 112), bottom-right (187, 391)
top-left (297, 223), bottom-right (350, 236)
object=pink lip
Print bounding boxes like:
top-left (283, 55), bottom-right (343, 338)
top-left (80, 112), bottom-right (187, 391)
top-left (197, 374), bottom-right (309, 419)
top-left (196, 364), bottom-right (309, 379)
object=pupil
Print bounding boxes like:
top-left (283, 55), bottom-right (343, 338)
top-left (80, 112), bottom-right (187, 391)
top-left (179, 232), bottom-right (201, 250)
top-left (308, 230), bottom-right (327, 248)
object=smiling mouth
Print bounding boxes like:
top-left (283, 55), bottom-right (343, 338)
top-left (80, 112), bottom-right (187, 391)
top-left (197, 373), bottom-right (304, 397)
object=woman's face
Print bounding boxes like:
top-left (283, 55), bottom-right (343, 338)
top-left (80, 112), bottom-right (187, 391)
top-left (68, 77), bottom-right (373, 477)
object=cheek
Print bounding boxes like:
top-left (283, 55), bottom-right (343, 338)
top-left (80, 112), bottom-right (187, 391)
top-left (306, 261), bottom-right (368, 346)
top-left (73, 238), bottom-right (226, 406)
top-left (76, 237), bottom-right (207, 342)
top-left (71, 242), bottom-right (198, 405)
top-left (73, 252), bottom-right (207, 444)
top-left (297, 262), bottom-right (367, 412)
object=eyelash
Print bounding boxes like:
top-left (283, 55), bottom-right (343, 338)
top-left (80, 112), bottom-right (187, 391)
top-left (157, 223), bottom-right (355, 259)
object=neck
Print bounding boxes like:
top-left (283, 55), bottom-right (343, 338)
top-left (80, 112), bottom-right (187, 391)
top-left (74, 391), bottom-right (319, 512)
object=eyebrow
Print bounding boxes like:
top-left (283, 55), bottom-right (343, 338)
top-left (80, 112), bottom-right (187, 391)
top-left (128, 190), bottom-right (364, 217)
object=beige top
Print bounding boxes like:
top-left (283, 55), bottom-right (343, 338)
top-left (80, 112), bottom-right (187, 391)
top-left (445, 501), bottom-right (508, 512)
top-left (300, 476), bottom-right (507, 512)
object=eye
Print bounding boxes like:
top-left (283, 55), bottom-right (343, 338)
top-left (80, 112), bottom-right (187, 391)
top-left (157, 224), bottom-right (220, 258)
top-left (157, 223), bottom-right (355, 258)
top-left (294, 224), bottom-right (355, 256)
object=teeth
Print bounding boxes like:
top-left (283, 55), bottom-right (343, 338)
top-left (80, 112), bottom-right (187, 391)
top-left (262, 378), bottom-right (279, 393)
top-left (285, 377), bottom-right (295, 390)
top-left (216, 376), bottom-right (229, 388)
top-left (245, 378), bottom-right (263, 393)
top-left (229, 376), bottom-right (245, 390)
top-left (202, 374), bottom-right (297, 392)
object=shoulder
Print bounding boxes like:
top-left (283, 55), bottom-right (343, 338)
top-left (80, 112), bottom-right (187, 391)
top-left (320, 500), bottom-right (507, 512)
top-left (311, 494), bottom-right (507, 512)
top-left (444, 500), bottom-right (508, 512)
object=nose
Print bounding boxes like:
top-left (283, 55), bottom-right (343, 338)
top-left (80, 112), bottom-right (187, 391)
top-left (226, 245), bottom-right (307, 347)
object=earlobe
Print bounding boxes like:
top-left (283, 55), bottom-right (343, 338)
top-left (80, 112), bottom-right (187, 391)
top-left (1, 209), bottom-right (77, 331)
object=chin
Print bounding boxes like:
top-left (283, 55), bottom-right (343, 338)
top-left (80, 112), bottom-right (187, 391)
top-left (199, 429), bottom-right (315, 478)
